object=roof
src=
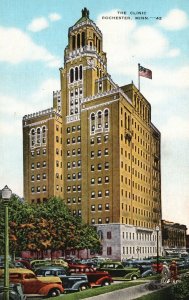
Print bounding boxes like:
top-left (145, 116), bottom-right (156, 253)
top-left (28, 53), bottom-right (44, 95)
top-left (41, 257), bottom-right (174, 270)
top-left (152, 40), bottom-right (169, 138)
top-left (74, 7), bottom-right (91, 26)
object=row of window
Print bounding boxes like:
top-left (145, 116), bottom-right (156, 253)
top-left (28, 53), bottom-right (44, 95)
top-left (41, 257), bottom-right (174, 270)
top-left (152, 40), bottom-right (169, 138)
top-left (90, 148), bottom-right (109, 158)
top-left (67, 136), bottom-right (81, 144)
top-left (67, 160), bottom-right (81, 168)
top-left (90, 109), bottom-right (110, 135)
top-left (91, 176), bottom-right (109, 184)
top-left (91, 190), bottom-right (110, 198)
top-left (67, 185), bottom-right (81, 192)
top-left (31, 148), bottom-right (46, 157)
top-left (31, 186), bottom-right (47, 193)
top-left (31, 161), bottom-right (47, 169)
top-left (121, 217), bottom-right (152, 228)
top-left (67, 125), bottom-right (81, 133)
top-left (91, 203), bottom-right (110, 211)
top-left (121, 161), bottom-right (149, 173)
top-left (90, 135), bottom-right (109, 144)
top-left (122, 232), bottom-right (157, 242)
top-left (30, 126), bottom-right (47, 148)
top-left (67, 172), bottom-right (82, 180)
top-left (69, 66), bottom-right (83, 83)
top-left (91, 162), bottom-right (109, 171)
top-left (67, 148), bottom-right (81, 156)
top-left (121, 172), bottom-right (149, 184)
top-left (91, 217), bottom-right (109, 224)
top-left (123, 246), bottom-right (158, 255)
top-left (31, 174), bottom-right (47, 181)
top-left (67, 197), bottom-right (81, 204)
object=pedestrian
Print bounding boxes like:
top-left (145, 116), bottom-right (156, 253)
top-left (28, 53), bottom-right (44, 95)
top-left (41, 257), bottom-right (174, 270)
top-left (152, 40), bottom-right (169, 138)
top-left (161, 262), bottom-right (170, 283)
top-left (169, 260), bottom-right (178, 283)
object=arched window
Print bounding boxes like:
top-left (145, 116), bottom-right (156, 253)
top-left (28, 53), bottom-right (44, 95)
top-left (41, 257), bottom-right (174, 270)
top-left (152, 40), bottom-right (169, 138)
top-left (72, 35), bottom-right (76, 50)
top-left (96, 66), bottom-right (99, 77)
top-left (104, 109), bottom-right (109, 131)
top-left (124, 112), bottom-right (127, 129)
top-left (30, 128), bottom-right (35, 148)
top-left (81, 32), bottom-right (85, 47)
top-left (70, 68), bottom-right (74, 83)
top-left (36, 127), bottom-right (41, 146)
top-left (75, 67), bottom-right (78, 81)
top-left (79, 65), bottom-right (82, 80)
top-left (97, 111), bottom-right (102, 129)
top-left (42, 126), bottom-right (47, 144)
top-left (90, 113), bottom-right (95, 134)
top-left (77, 33), bottom-right (80, 48)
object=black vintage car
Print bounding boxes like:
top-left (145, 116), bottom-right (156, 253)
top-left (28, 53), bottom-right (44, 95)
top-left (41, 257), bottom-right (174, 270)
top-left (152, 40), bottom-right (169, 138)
top-left (35, 266), bottom-right (89, 292)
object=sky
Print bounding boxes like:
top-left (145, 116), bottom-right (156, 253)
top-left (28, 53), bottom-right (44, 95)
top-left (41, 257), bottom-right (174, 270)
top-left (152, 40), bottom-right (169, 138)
top-left (0, 0), bottom-right (189, 231)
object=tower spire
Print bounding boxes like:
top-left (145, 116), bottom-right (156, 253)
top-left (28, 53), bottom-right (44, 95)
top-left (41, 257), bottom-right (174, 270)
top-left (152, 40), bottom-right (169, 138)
top-left (82, 7), bottom-right (89, 18)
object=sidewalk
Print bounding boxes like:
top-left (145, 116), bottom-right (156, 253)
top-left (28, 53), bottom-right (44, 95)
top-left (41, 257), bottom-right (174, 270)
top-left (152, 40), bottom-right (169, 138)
top-left (84, 283), bottom-right (155, 300)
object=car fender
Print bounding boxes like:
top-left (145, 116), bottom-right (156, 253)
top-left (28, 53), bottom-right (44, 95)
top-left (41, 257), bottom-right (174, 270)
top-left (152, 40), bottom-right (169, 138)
top-left (38, 284), bottom-right (64, 295)
top-left (69, 279), bottom-right (90, 290)
top-left (94, 275), bottom-right (112, 286)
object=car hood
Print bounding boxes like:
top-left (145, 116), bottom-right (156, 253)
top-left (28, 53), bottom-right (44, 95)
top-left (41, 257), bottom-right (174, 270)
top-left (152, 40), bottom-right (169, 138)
top-left (37, 276), bottom-right (62, 284)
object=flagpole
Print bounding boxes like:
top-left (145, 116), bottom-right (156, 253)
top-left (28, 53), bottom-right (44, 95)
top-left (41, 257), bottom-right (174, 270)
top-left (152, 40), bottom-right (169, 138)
top-left (138, 63), bottom-right (140, 91)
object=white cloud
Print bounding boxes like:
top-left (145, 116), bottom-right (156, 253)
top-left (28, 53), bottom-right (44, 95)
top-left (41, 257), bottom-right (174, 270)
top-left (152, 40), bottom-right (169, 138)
top-left (96, 10), bottom-right (179, 77)
top-left (0, 27), bottom-right (61, 67)
top-left (162, 116), bottom-right (189, 140)
top-left (48, 13), bottom-right (61, 22)
top-left (160, 9), bottom-right (189, 31)
top-left (27, 17), bottom-right (49, 32)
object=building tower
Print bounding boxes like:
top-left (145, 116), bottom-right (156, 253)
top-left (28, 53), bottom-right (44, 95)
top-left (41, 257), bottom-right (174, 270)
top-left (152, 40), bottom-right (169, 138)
top-left (23, 8), bottom-right (162, 259)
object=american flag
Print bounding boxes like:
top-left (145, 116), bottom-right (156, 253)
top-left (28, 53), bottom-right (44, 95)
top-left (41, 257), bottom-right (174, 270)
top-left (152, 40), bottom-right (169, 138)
top-left (139, 65), bottom-right (152, 79)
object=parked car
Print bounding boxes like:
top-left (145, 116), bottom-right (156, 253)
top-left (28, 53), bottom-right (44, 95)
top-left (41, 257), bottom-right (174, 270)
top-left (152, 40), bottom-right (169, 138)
top-left (0, 268), bottom-right (64, 297)
top-left (30, 259), bottom-right (68, 270)
top-left (35, 266), bottom-right (90, 292)
top-left (69, 264), bottom-right (113, 287)
top-left (98, 262), bottom-right (140, 280)
top-left (0, 283), bottom-right (26, 300)
top-left (141, 268), bottom-right (156, 278)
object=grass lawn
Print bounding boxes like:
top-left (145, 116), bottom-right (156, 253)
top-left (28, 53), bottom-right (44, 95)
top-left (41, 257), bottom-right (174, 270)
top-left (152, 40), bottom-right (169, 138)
top-left (133, 286), bottom-right (173, 300)
top-left (52, 281), bottom-right (146, 299)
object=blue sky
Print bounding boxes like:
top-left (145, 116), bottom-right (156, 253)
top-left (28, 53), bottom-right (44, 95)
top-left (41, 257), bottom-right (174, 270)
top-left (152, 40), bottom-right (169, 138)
top-left (0, 0), bottom-right (189, 230)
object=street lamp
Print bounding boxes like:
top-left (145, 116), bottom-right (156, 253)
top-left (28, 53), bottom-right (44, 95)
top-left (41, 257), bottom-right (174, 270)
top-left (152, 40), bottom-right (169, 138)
top-left (136, 246), bottom-right (140, 260)
top-left (156, 225), bottom-right (160, 273)
top-left (2, 185), bottom-right (12, 300)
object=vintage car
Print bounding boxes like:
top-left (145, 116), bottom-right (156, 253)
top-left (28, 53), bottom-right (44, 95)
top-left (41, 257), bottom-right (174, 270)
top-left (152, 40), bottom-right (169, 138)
top-left (35, 266), bottom-right (90, 292)
top-left (0, 268), bottom-right (64, 297)
top-left (30, 259), bottom-right (68, 270)
top-left (98, 262), bottom-right (140, 280)
top-left (68, 264), bottom-right (113, 287)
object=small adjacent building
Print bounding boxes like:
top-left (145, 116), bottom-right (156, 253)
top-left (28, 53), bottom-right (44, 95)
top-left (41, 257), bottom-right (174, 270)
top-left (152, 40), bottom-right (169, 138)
top-left (161, 220), bottom-right (187, 256)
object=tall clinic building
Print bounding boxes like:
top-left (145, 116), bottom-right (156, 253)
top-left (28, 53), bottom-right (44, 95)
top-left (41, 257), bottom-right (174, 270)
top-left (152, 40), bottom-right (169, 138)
top-left (23, 8), bottom-right (162, 260)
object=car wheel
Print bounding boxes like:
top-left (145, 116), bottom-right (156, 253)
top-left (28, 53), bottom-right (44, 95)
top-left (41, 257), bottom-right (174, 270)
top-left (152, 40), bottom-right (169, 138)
top-left (48, 288), bottom-right (61, 297)
top-left (102, 280), bottom-right (110, 286)
top-left (79, 284), bottom-right (88, 291)
top-left (131, 275), bottom-right (138, 280)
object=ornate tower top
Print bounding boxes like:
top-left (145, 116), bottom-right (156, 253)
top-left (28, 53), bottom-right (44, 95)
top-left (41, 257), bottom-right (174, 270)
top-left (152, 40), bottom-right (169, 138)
top-left (82, 7), bottom-right (89, 18)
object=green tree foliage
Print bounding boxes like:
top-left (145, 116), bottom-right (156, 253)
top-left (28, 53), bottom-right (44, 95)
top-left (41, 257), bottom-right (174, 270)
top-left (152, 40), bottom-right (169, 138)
top-left (0, 196), bottom-right (101, 258)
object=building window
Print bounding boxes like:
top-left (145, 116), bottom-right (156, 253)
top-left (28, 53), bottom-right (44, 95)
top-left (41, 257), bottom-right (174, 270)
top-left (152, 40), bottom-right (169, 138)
top-left (78, 172), bottom-right (82, 179)
top-left (37, 186), bottom-right (40, 193)
top-left (104, 148), bottom-right (108, 155)
top-left (105, 190), bottom-right (110, 197)
top-left (37, 162), bottom-right (40, 168)
top-left (67, 138), bottom-right (70, 144)
top-left (91, 138), bottom-right (94, 145)
top-left (98, 218), bottom-right (102, 224)
top-left (77, 160), bottom-right (81, 167)
top-left (43, 185), bottom-right (46, 192)
top-left (43, 161), bottom-right (46, 167)
top-left (105, 176), bottom-right (109, 183)
top-left (91, 151), bottom-right (95, 158)
top-left (105, 217), bottom-right (110, 223)
top-left (91, 205), bottom-right (95, 211)
top-left (43, 148), bottom-right (46, 155)
top-left (67, 127), bottom-right (71, 133)
top-left (31, 163), bottom-right (35, 169)
top-left (98, 204), bottom-right (102, 211)
top-left (36, 149), bottom-right (40, 155)
top-left (97, 150), bottom-right (101, 157)
top-left (105, 162), bottom-right (109, 170)
top-left (98, 177), bottom-right (102, 184)
top-left (91, 165), bottom-right (95, 171)
top-left (91, 178), bottom-right (95, 184)
top-left (107, 232), bottom-right (112, 239)
top-left (37, 174), bottom-right (40, 180)
top-left (98, 163), bottom-right (102, 170)
top-left (43, 173), bottom-right (46, 180)
top-left (105, 203), bottom-right (110, 210)
top-left (91, 219), bottom-right (95, 224)
top-left (31, 187), bottom-right (35, 193)
top-left (104, 135), bottom-right (109, 142)
top-left (97, 137), bottom-right (101, 143)
top-left (91, 191), bottom-right (95, 198)
top-left (77, 148), bottom-right (81, 155)
top-left (98, 191), bottom-right (102, 198)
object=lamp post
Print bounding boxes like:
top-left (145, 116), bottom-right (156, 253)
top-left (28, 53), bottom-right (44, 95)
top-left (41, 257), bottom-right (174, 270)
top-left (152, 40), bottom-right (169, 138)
top-left (156, 226), bottom-right (160, 273)
top-left (2, 185), bottom-right (12, 300)
top-left (136, 246), bottom-right (140, 260)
